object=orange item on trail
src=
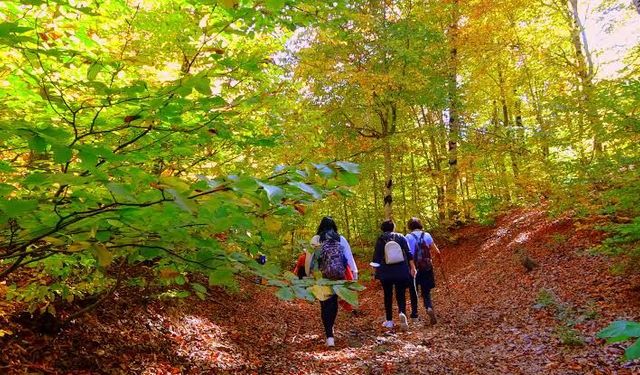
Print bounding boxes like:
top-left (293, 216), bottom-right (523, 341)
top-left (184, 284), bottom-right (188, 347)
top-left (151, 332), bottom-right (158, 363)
top-left (339, 265), bottom-right (355, 312)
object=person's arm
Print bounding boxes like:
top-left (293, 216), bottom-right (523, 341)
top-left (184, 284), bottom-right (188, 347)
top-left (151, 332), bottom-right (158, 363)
top-left (400, 236), bottom-right (417, 277)
top-left (430, 242), bottom-right (442, 259)
top-left (341, 236), bottom-right (358, 279)
top-left (425, 233), bottom-right (441, 258)
top-left (372, 237), bottom-right (383, 265)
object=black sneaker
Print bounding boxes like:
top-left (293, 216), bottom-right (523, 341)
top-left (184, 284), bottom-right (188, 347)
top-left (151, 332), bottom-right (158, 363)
top-left (427, 308), bottom-right (437, 325)
top-left (410, 313), bottom-right (419, 322)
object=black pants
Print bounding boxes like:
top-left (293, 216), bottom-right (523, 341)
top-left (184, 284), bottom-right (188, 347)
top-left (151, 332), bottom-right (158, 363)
top-left (381, 280), bottom-right (408, 321)
top-left (409, 272), bottom-right (434, 316)
top-left (320, 294), bottom-right (338, 338)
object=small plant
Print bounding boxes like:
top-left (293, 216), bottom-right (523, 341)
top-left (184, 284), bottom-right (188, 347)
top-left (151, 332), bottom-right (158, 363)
top-left (555, 324), bottom-right (585, 346)
top-left (550, 233), bottom-right (568, 244)
top-left (581, 300), bottom-right (599, 321)
top-left (534, 288), bottom-right (557, 309)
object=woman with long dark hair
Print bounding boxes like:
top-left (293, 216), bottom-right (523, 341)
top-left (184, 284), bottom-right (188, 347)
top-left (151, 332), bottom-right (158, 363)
top-left (309, 216), bottom-right (358, 347)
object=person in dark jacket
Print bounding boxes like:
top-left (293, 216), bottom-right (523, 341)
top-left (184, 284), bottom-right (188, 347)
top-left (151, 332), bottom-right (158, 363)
top-left (371, 219), bottom-right (417, 329)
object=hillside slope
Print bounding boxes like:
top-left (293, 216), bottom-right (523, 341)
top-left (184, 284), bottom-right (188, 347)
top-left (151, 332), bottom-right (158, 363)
top-left (1, 209), bottom-right (639, 374)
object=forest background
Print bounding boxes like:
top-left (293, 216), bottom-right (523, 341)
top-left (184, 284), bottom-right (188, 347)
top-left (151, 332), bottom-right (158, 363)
top-left (0, 0), bottom-right (639, 361)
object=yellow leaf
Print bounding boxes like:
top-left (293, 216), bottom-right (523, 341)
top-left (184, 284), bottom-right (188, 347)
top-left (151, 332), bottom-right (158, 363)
top-left (44, 236), bottom-right (66, 246)
top-left (68, 241), bottom-right (90, 252)
top-left (95, 244), bottom-right (113, 267)
top-left (308, 284), bottom-right (333, 301)
top-left (218, 0), bottom-right (238, 9)
top-left (264, 217), bottom-right (282, 232)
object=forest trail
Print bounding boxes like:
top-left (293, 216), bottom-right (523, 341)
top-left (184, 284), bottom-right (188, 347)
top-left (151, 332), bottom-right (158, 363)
top-left (2, 209), bottom-right (640, 374)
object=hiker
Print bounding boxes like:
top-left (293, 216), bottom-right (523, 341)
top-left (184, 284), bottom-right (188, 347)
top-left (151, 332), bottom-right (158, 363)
top-left (293, 250), bottom-right (308, 279)
top-left (254, 253), bottom-right (267, 284)
top-left (309, 216), bottom-right (358, 347)
top-left (405, 217), bottom-right (441, 325)
top-left (371, 219), bottom-right (416, 329)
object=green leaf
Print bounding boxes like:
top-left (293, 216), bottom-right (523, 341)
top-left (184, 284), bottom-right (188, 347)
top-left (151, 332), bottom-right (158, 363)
top-left (0, 22), bottom-right (31, 37)
top-left (625, 338), bottom-right (640, 360)
top-left (0, 199), bottom-right (38, 216)
top-left (292, 285), bottom-right (315, 301)
top-left (313, 163), bottom-right (335, 178)
top-left (95, 230), bottom-right (112, 242)
top-left (288, 181), bottom-right (321, 199)
top-left (346, 282), bottom-right (366, 291)
top-left (208, 267), bottom-right (235, 287)
top-left (597, 320), bottom-right (640, 341)
top-left (191, 282), bottom-right (208, 295)
top-left (175, 275), bottom-right (186, 285)
top-left (0, 161), bottom-right (15, 172)
top-left (28, 135), bottom-right (47, 153)
top-left (87, 62), bottom-right (102, 81)
top-left (335, 161), bottom-right (360, 174)
top-left (257, 181), bottom-right (284, 202)
top-left (140, 246), bottom-right (163, 259)
top-left (265, 0), bottom-right (285, 12)
top-left (338, 171), bottom-right (358, 186)
top-left (166, 188), bottom-right (196, 213)
top-left (333, 284), bottom-right (359, 307)
top-left (51, 144), bottom-right (72, 164)
top-left (275, 286), bottom-right (295, 301)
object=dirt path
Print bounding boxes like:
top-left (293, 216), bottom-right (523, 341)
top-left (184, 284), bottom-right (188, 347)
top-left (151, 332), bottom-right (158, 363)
top-left (2, 209), bottom-right (640, 374)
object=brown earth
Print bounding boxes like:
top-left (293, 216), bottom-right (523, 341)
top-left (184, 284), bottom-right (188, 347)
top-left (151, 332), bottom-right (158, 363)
top-left (1, 209), bottom-right (640, 374)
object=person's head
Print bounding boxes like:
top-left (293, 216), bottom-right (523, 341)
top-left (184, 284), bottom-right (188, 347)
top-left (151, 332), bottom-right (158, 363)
top-left (407, 217), bottom-right (424, 231)
top-left (316, 216), bottom-right (339, 241)
top-left (380, 219), bottom-right (395, 233)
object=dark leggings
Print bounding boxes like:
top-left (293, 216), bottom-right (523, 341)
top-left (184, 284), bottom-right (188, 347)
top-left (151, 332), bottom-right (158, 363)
top-left (409, 276), bottom-right (433, 316)
top-left (320, 295), bottom-right (338, 338)
top-left (381, 280), bottom-right (408, 321)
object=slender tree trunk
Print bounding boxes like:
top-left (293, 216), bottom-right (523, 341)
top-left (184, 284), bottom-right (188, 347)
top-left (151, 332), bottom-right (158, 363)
top-left (410, 152), bottom-right (419, 217)
top-left (400, 153), bottom-right (407, 227)
top-left (342, 197), bottom-right (351, 240)
top-left (383, 135), bottom-right (393, 220)
top-left (445, 0), bottom-right (460, 223)
top-left (567, 0), bottom-right (601, 159)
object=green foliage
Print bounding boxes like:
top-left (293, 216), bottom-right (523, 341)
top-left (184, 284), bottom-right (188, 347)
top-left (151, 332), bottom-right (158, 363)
top-left (0, 0), bottom-right (364, 315)
top-left (597, 320), bottom-right (640, 361)
top-left (554, 324), bottom-right (585, 347)
top-left (534, 288), bottom-right (557, 309)
top-left (593, 217), bottom-right (640, 274)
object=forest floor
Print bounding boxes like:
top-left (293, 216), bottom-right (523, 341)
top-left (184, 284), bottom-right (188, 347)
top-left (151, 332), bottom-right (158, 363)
top-left (2, 208), bottom-right (640, 374)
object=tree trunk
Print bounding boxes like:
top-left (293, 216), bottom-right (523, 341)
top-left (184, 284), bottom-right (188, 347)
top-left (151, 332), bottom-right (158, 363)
top-left (383, 135), bottom-right (393, 220)
top-left (445, 0), bottom-right (460, 223)
top-left (567, 0), bottom-right (601, 159)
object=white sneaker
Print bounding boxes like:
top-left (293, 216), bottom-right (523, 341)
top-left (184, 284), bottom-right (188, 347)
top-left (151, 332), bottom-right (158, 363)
top-left (326, 337), bottom-right (335, 347)
top-left (399, 313), bottom-right (409, 329)
top-left (382, 320), bottom-right (394, 328)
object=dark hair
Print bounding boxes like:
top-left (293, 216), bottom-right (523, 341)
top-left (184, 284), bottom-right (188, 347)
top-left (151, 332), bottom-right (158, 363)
top-left (317, 216), bottom-right (340, 241)
top-left (407, 217), bottom-right (423, 231)
top-left (380, 219), bottom-right (395, 233)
